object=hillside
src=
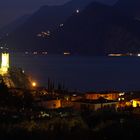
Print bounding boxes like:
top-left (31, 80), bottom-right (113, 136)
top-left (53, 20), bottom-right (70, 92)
top-left (0, 15), bottom-right (30, 38)
top-left (3, 0), bottom-right (140, 55)
top-left (3, 0), bottom-right (95, 52)
top-left (47, 2), bottom-right (140, 55)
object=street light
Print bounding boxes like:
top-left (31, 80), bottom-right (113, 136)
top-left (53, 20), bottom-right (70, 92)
top-left (32, 82), bottom-right (37, 87)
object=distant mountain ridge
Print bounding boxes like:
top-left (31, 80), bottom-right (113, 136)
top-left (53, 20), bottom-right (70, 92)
top-left (2, 0), bottom-right (140, 55)
top-left (2, 0), bottom-right (95, 51)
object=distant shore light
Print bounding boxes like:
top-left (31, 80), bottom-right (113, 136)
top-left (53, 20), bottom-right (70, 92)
top-left (60, 23), bottom-right (64, 27)
top-left (64, 52), bottom-right (70, 55)
top-left (76, 9), bottom-right (80, 13)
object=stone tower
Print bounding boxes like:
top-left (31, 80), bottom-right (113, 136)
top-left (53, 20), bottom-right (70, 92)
top-left (0, 53), bottom-right (9, 75)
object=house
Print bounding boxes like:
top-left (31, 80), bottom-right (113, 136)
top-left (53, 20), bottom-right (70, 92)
top-left (37, 96), bottom-right (61, 109)
top-left (72, 98), bottom-right (118, 111)
top-left (85, 91), bottom-right (121, 100)
top-left (132, 99), bottom-right (140, 107)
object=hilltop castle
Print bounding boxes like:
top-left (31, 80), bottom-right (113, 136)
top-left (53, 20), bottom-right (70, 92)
top-left (0, 52), bottom-right (33, 89)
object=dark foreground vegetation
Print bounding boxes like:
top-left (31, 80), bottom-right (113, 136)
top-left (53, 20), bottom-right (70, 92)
top-left (0, 81), bottom-right (140, 140)
top-left (0, 112), bottom-right (140, 140)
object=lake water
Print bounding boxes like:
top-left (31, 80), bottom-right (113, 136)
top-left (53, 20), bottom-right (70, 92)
top-left (9, 53), bottom-right (140, 92)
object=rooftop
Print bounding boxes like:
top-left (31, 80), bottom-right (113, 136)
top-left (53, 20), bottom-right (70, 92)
top-left (73, 98), bottom-right (118, 104)
top-left (86, 91), bottom-right (121, 94)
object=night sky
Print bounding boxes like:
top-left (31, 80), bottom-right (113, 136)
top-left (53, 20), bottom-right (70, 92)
top-left (0, 0), bottom-right (117, 29)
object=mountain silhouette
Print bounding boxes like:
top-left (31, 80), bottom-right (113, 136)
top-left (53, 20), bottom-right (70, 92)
top-left (3, 0), bottom-right (140, 55)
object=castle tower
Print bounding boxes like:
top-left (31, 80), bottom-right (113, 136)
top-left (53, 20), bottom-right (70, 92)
top-left (0, 53), bottom-right (9, 75)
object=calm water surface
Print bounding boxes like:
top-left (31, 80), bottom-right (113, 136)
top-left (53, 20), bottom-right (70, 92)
top-left (10, 53), bottom-right (140, 92)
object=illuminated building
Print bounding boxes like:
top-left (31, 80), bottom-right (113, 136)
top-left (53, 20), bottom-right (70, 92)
top-left (132, 99), bottom-right (140, 107)
top-left (38, 98), bottom-right (61, 109)
top-left (0, 52), bottom-right (36, 89)
top-left (0, 53), bottom-right (9, 75)
top-left (85, 91), bottom-right (120, 100)
top-left (73, 98), bottom-right (118, 111)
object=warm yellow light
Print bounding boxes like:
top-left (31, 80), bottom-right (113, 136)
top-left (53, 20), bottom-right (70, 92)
top-left (119, 92), bottom-right (125, 96)
top-left (64, 52), bottom-right (70, 55)
top-left (1, 53), bottom-right (9, 68)
top-left (132, 100), bottom-right (137, 107)
top-left (32, 82), bottom-right (37, 87)
top-left (0, 53), bottom-right (9, 75)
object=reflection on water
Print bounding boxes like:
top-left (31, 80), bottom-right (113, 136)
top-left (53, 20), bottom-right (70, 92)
top-left (9, 53), bottom-right (140, 92)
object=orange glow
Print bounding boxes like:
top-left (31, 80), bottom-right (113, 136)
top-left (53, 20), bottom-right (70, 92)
top-left (32, 82), bottom-right (37, 87)
top-left (64, 52), bottom-right (70, 55)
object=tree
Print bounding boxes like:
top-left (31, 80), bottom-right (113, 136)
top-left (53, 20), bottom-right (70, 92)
top-left (0, 79), bottom-right (11, 106)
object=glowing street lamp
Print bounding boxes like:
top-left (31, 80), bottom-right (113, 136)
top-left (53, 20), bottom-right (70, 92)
top-left (32, 82), bottom-right (37, 87)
